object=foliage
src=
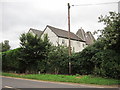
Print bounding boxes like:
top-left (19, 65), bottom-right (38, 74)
top-left (2, 48), bottom-right (21, 72)
top-left (0, 40), bottom-right (10, 52)
top-left (19, 33), bottom-right (51, 73)
top-left (70, 12), bottom-right (120, 79)
top-left (71, 39), bottom-right (120, 79)
top-left (2, 33), bottom-right (70, 74)
top-left (91, 49), bottom-right (120, 79)
top-left (98, 12), bottom-right (120, 53)
top-left (47, 46), bottom-right (69, 74)
top-left (71, 41), bottom-right (104, 75)
top-left (2, 12), bottom-right (120, 79)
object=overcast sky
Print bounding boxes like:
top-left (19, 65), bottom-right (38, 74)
top-left (1, 0), bottom-right (119, 49)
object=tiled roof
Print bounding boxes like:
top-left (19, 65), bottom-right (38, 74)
top-left (47, 25), bottom-right (85, 42)
top-left (85, 32), bottom-right (95, 45)
top-left (76, 29), bottom-right (95, 45)
top-left (29, 28), bottom-right (42, 37)
top-left (76, 28), bottom-right (86, 41)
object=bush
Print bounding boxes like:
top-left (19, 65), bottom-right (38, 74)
top-left (47, 46), bottom-right (69, 74)
top-left (71, 41), bottom-right (104, 75)
top-left (91, 49), bottom-right (120, 79)
top-left (2, 48), bottom-right (21, 73)
top-left (71, 40), bottom-right (120, 79)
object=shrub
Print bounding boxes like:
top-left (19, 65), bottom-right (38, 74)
top-left (2, 48), bottom-right (21, 72)
top-left (71, 41), bottom-right (104, 75)
top-left (91, 49), bottom-right (120, 79)
top-left (47, 46), bottom-right (69, 74)
top-left (71, 40), bottom-right (120, 79)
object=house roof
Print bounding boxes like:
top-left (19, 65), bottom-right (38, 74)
top-left (76, 28), bottom-right (86, 41)
top-left (85, 32), bottom-right (95, 45)
top-left (76, 29), bottom-right (95, 45)
top-left (29, 28), bottom-right (42, 37)
top-left (47, 25), bottom-right (85, 42)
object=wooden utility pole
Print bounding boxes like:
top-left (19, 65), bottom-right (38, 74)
top-left (68, 3), bottom-right (71, 74)
top-left (118, 1), bottom-right (120, 13)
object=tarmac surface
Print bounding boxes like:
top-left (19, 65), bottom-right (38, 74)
top-left (1, 76), bottom-right (119, 89)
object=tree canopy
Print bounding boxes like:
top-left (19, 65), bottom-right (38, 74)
top-left (0, 40), bottom-right (10, 52)
top-left (19, 33), bottom-right (51, 73)
top-left (98, 12), bottom-right (120, 52)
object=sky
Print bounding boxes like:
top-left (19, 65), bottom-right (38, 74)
top-left (0, 0), bottom-right (119, 49)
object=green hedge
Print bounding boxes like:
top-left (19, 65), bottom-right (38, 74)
top-left (2, 46), bottom-right (69, 74)
top-left (91, 49), bottom-right (120, 79)
top-left (2, 41), bottom-right (120, 79)
top-left (2, 48), bottom-right (21, 73)
top-left (71, 41), bottom-right (120, 79)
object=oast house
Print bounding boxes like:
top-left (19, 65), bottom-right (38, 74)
top-left (28, 25), bottom-right (95, 52)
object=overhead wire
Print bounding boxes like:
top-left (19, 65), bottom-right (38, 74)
top-left (72, 2), bottom-right (118, 7)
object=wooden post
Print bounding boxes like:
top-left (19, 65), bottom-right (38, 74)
top-left (118, 1), bottom-right (120, 13)
top-left (68, 3), bottom-right (71, 74)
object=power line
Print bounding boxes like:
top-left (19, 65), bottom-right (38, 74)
top-left (72, 2), bottom-right (118, 7)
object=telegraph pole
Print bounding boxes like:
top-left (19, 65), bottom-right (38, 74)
top-left (68, 3), bottom-right (71, 74)
top-left (118, 1), bottom-right (120, 13)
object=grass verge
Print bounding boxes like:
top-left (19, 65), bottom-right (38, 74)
top-left (2, 72), bottom-right (120, 85)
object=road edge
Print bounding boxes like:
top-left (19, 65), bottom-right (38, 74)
top-left (1, 76), bottom-right (120, 88)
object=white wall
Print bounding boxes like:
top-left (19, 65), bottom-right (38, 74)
top-left (41, 27), bottom-right (59, 46)
top-left (40, 27), bottom-right (86, 52)
top-left (58, 37), bottom-right (85, 52)
top-left (71, 40), bottom-right (85, 52)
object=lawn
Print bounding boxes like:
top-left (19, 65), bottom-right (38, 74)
top-left (2, 72), bottom-right (120, 85)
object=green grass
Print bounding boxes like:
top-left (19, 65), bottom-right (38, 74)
top-left (2, 72), bottom-right (120, 85)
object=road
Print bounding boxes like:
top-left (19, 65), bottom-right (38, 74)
top-left (2, 76), bottom-right (118, 90)
top-left (2, 76), bottom-right (117, 89)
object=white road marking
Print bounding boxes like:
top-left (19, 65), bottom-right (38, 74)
top-left (4, 86), bottom-right (21, 90)
top-left (4, 86), bottom-right (13, 88)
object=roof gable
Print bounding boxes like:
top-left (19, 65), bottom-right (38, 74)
top-left (76, 28), bottom-right (86, 41)
top-left (76, 28), bottom-right (95, 45)
top-left (29, 28), bottom-right (42, 37)
top-left (47, 25), bottom-right (85, 42)
top-left (85, 32), bottom-right (95, 45)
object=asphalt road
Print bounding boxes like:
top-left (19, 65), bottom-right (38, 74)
top-left (2, 76), bottom-right (101, 88)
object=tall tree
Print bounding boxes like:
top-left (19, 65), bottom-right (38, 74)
top-left (98, 12), bottom-right (120, 52)
top-left (19, 33), bottom-right (51, 73)
top-left (0, 40), bottom-right (10, 52)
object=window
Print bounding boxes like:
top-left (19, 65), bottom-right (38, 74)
top-left (62, 39), bottom-right (65, 44)
top-left (83, 44), bottom-right (84, 47)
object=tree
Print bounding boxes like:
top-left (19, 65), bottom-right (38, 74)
top-left (71, 40), bottom-right (120, 79)
top-left (71, 41), bottom-right (104, 75)
top-left (0, 40), bottom-right (10, 52)
top-left (19, 33), bottom-right (51, 73)
top-left (98, 12), bottom-right (120, 52)
top-left (91, 49), bottom-right (120, 79)
top-left (48, 46), bottom-right (69, 74)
